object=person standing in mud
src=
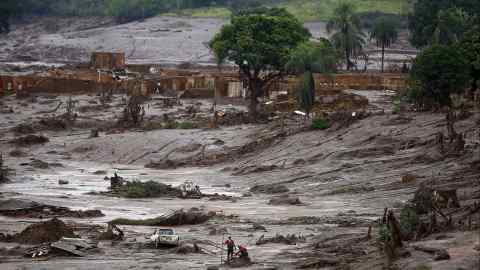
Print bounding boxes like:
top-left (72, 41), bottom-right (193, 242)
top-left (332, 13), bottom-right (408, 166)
top-left (224, 236), bottom-right (236, 262)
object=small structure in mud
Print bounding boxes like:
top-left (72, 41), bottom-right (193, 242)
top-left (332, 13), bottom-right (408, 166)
top-left (91, 52), bottom-right (126, 70)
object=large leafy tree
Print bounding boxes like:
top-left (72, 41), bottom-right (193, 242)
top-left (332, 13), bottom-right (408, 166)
top-left (370, 16), bottom-right (399, 73)
top-left (327, 2), bottom-right (365, 71)
top-left (409, 0), bottom-right (480, 48)
top-left (410, 44), bottom-right (470, 108)
top-left (0, 0), bottom-right (19, 33)
top-left (286, 39), bottom-right (337, 116)
top-left (459, 26), bottom-right (480, 95)
top-left (210, 7), bottom-right (311, 120)
top-left (432, 7), bottom-right (471, 45)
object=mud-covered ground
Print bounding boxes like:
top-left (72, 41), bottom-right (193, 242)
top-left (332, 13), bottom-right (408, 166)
top-left (0, 89), bottom-right (479, 270)
top-left (0, 16), bottom-right (415, 70)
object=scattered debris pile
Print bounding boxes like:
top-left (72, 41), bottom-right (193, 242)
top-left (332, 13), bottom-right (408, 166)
top-left (268, 195), bottom-right (303, 205)
top-left (0, 218), bottom-right (77, 245)
top-left (256, 233), bottom-right (305, 246)
top-left (9, 134), bottom-right (49, 146)
top-left (109, 208), bottom-right (214, 226)
top-left (0, 199), bottom-right (104, 219)
top-left (326, 110), bottom-right (370, 131)
top-left (224, 256), bottom-right (252, 268)
top-left (216, 108), bottom-right (250, 126)
top-left (408, 184), bottom-right (478, 239)
top-left (119, 95), bottom-right (146, 127)
top-left (316, 91), bottom-right (369, 112)
top-left (25, 237), bottom-right (97, 258)
top-left (175, 242), bottom-right (202, 254)
top-left (412, 244), bottom-right (450, 261)
top-left (98, 223), bottom-right (124, 241)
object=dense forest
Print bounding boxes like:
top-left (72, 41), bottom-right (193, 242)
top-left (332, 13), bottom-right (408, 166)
top-left (0, 0), bottom-right (264, 23)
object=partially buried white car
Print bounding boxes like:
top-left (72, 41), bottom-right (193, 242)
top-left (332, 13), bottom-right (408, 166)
top-left (149, 228), bottom-right (180, 247)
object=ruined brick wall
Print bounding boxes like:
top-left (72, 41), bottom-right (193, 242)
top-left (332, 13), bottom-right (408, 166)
top-left (285, 73), bottom-right (407, 95)
top-left (91, 52), bottom-right (126, 70)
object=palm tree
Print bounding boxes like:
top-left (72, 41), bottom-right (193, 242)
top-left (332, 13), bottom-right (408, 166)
top-left (370, 16), bottom-right (399, 73)
top-left (286, 40), bottom-right (337, 117)
top-left (327, 2), bottom-right (365, 71)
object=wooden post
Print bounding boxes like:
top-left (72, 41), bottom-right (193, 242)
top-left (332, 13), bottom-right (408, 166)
top-left (221, 233), bottom-right (225, 265)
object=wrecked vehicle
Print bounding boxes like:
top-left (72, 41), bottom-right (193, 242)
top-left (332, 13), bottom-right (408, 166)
top-left (112, 69), bottom-right (129, 81)
top-left (148, 228), bottom-right (180, 248)
top-left (179, 180), bottom-right (201, 198)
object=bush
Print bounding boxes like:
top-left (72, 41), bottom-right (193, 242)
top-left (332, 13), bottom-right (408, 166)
top-left (392, 97), bottom-right (402, 114)
top-left (178, 121), bottom-right (196, 129)
top-left (311, 118), bottom-right (330, 130)
top-left (117, 181), bottom-right (180, 198)
top-left (377, 224), bottom-right (391, 242)
top-left (164, 120), bottom-right (179, 129)
top-left (409, 44), bottom-right (470, 108)
top-left (400, 205), bottom-right (419, 238)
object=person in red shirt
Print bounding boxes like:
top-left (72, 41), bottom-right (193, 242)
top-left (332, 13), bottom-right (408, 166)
top-left (235, 245), bottom-right (249, 259)
top-left (224, 236), bottom-right (236, 261)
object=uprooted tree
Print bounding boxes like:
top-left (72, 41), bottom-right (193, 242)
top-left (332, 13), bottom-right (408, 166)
top-left (122, 95), bottom-right (146, 127)
top-left (210, 7), bottom-right (311, 121)
top-left (0, 153), bottom-right (9, 183)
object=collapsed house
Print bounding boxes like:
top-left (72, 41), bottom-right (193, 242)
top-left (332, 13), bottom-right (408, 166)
top-left (0, 52), bottom-right (408, 99)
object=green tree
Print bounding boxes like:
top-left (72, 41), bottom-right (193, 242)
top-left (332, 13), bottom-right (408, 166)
top-left (286, 39), bottom-right (337, 116)
top-left (370, 16), bottom-right (399, 73)
top-left (433, 7), bottom-right (471, 45)
top-left (408, 0), bottom-right (480, 48)
top-left (459, 26), bottom-right (480, 95)
top-left (210, 7), bottom-right (311, 120)
top-left (409, 44), bottom-right (470, 108)
top-left (327, 2), bottom-right (365, 71)
top-left (0, 0), bottom-right (18, 33)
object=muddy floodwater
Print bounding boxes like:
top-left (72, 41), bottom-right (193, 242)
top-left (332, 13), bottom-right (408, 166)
top-left (1, 88), bottom-right (478, 270)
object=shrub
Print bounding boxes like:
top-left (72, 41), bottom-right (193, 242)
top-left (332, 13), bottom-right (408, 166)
top-left (377, 224), bottom-right (391, 242)
top-left (178, 122), bottom-right (196, 129)
top-left (409, 44), bottom-right (470, 108)
top-left (164, 120), bottom-right (179, 129)
top-left (311, 118), bottom-right (330, 130)
top-left (400, 205), bottom-right (419, 238)
top-left (392, 97), bottom-right (402, 114)
top-left (117, 181), bottom-right (180, 198)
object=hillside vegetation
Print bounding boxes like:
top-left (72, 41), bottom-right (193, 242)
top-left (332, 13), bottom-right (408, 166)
top-left (173, 0), bottom-right (410, 22)
top-left (5, 0), bottom-right (410, 23)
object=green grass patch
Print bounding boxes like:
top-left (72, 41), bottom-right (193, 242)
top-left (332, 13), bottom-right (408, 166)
top-left (189, 7), bottom-right (232, 18)
top-left (311, 118), bottom-right (330, 130)
top-left (163, 7), bottom-right (231, 19)
top-left (169, 0), bottom-right (410, 22)
top-left (177, 121), bottom-right (196, 129)
top-left (277, 0), bottom-right (409, 22)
